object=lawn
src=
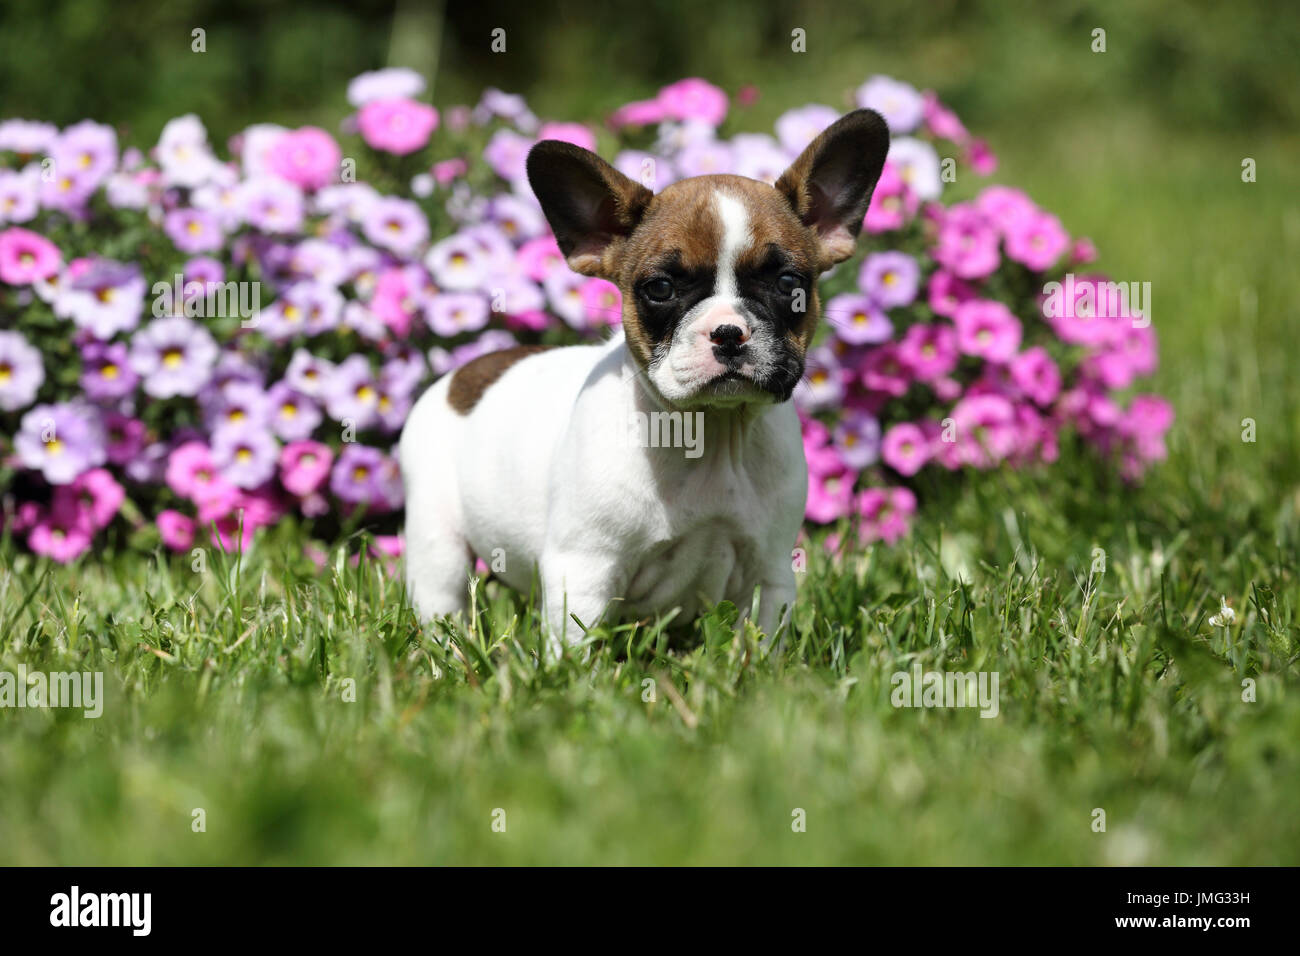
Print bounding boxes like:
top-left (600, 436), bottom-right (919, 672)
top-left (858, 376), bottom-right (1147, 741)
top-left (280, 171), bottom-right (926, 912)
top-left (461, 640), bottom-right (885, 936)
top-left (3, 55), bottom-right (1299, 864)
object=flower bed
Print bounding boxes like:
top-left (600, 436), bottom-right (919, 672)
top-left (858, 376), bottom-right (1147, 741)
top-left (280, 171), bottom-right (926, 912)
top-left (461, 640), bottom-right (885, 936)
top-left (0, 70), bottom-right (1171, 562)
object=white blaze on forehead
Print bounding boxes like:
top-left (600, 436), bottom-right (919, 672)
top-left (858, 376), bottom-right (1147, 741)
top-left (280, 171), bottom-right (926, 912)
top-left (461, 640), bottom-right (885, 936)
top-left (712, 190), bottom-right (751, 300)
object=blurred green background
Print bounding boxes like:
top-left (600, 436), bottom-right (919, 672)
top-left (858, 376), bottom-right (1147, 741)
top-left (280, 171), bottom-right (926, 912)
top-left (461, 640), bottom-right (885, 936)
top-left (3, 0), bottom-right (1297, 142)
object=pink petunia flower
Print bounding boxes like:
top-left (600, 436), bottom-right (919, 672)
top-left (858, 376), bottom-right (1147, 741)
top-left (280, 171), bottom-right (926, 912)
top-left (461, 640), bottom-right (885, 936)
top-left (358, 99), bottom-right (439, 155)
top-left (279, 440), bottom-right (334, 497)
top-left (953, 299), bottom-right (1022, 363)
top-left (881, 423), bottom-right (931, 476)
top-left (805, 469), bottom-right (855, 524)
top-left (1009, 346), bottom-right (1062, 406)
top-left (933, 203), bottom-right (1000, 280)
top-left (157, 510), bottom-right (196, 552)
top-left (268, 126), bottom-right (342, 190)
top-left (856, 487), bottom-right (917, 545)
top-left (864, 163), bottom-right (918, 233)
top-left (897, 322), bottom-right (959, 382)
top-left (1005, 212), bottom-right (1070, 272)
top-left (0, 227), bottom-right (62, 284)
top-left (656, 78), bottom-right (728, 127)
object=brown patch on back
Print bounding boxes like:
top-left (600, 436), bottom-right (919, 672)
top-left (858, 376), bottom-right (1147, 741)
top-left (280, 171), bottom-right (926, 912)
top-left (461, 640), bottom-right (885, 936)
top-left (447, 345), bottom-right (554, 414)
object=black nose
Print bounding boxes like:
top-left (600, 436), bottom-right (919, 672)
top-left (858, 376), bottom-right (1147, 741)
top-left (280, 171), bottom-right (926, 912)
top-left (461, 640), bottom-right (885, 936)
top-left (710, 324), bottom-right (746, 357)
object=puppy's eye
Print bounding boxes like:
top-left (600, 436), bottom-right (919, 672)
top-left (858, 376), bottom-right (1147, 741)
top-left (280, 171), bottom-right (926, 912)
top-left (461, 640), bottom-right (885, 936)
top-left (776, 273), bottom-right (803, 295)
top-left (642, 277), bottom-right (675, 302)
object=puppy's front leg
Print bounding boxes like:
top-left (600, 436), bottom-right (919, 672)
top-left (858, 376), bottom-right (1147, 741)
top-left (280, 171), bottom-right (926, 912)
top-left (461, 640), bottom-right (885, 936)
top-left (753, 567), bottom-right (798, 649)
top-left (539, 548), bottom-right (623, 656)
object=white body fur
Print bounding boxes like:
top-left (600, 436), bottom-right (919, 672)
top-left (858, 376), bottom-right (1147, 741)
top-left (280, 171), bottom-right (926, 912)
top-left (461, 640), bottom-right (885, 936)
top-left (400, 331), bottom-right (806, 645)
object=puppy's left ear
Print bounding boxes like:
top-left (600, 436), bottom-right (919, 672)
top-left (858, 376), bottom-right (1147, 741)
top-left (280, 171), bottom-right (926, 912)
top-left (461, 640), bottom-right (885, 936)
top-left (775, 108), bottom-right (890, 268)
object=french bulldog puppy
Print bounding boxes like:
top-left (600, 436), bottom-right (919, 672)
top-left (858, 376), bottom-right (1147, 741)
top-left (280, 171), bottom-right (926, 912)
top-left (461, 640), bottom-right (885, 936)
top-left (401, 108), bottom-right (889, 647)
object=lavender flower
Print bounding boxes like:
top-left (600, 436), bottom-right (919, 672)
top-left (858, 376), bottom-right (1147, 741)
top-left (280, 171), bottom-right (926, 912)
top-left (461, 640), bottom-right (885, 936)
top-left (14, 402), bottom-right (107, 485)
top-left (211, 422), bottom-right (280, 489)
top-left (56, 259), bottom-right (146, 338)
top-left (0, 330), bottom-right (44, 411)
top-left (129, 316), bottom-right (218, 398)
top-left (79, 340), bottom-right (139, 402)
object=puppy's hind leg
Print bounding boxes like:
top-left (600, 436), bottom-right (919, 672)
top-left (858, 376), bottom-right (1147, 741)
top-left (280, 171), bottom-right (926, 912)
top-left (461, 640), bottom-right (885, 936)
top-left (400, 384), bottom-right (473, 622)
top-left (402, 500), bottom-right (473, 622)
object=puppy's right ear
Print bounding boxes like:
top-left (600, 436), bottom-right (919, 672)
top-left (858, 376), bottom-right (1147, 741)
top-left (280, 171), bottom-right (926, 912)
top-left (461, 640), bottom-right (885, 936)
top-left (526, 140), bottom-right (653, 278)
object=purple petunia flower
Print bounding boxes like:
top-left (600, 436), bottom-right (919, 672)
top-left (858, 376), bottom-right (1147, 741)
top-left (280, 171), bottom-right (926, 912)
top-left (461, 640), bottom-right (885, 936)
top-left (486, 194), bottom-right (547, 241)
top-left (0, 119), bottom-right (58, 155)
top-left (322, 355), bottom-right (380, 429)
top-left (0, 168), bottom-right (40, 224)
top-left (825, 293), bottom-right (893, 346)
top-left (855, 76), bottom-right (925, 134)
top-left (164, 207), bottom-right (225, 254)
top-left (284, 349), bottom-right (335, 399)
top-left (424, 231), bottom-right (494, 292)
top-left (102, 411), bottom-right (146, 466)
top-left (49, 120), bottom-right (117, 186)
top-left (0, 330), bottom-right (44, 411)
top-left (793, 346), bottom-right (845, 413)
top-left (56, 258), bottom-right (147, 338)
top-left (361, 197), bottom-right (429, 257)
top-left (129, 316), bottom-right (219, 398)
top-left (675, 139), bottom-right (735, 177)
top-left (859, 251), bottom-right (920, 309)
top-left (210, 422), bottom-right (280, 489)
top-left (833, 411), bottom-right (883, 471)
top-left (238, 176), bottom-right (305, 234)
top-left (14, 402), bottom-right (107, 485)
top-left (202, 380), bottom-right (273, 433)
top-left (424, 292), bottom-right (490, 337)
top-left (266, 381), bottom-right (323, 441)
top-left (260, 281), bottom-right (343, 341)
top-left (482, 128), bottom-right (534, 183)
top-left (79, 339), bottom-right (139, 402)
top-left (329, 443), bottom-right (386, 505)
top-left (774, 105), bottom-right (840, 155)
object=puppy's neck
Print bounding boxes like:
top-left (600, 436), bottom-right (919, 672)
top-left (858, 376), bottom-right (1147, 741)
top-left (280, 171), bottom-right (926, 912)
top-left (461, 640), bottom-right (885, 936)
top-left (619, 341), bottom-right (769, 437)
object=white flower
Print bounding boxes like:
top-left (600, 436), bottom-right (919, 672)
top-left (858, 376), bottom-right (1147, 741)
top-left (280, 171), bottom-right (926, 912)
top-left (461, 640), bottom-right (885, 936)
top-left (346, 68), bottom-right (425, 107)
top-left (887, 137), bottom-right (943, 200)
top-left (1208, 597), bottom-right (1236, 628)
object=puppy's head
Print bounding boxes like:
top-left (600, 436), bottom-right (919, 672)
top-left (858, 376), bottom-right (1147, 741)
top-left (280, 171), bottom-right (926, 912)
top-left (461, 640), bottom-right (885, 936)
top-left (527, 109), bottom-right (889, 408)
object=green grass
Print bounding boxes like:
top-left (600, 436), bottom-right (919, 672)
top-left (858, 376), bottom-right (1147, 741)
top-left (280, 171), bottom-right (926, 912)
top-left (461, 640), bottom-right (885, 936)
top-left (3, 105), bottom-right (1299, 864)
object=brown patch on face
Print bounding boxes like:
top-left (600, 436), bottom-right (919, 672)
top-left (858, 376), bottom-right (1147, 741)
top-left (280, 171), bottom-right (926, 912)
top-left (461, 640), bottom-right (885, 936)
top-left (613, 175), bottom-right (824, 368)
top-left (447, 345), bottom-right (554, 415)
top-left (727, 180), bottom-right (824, 359)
